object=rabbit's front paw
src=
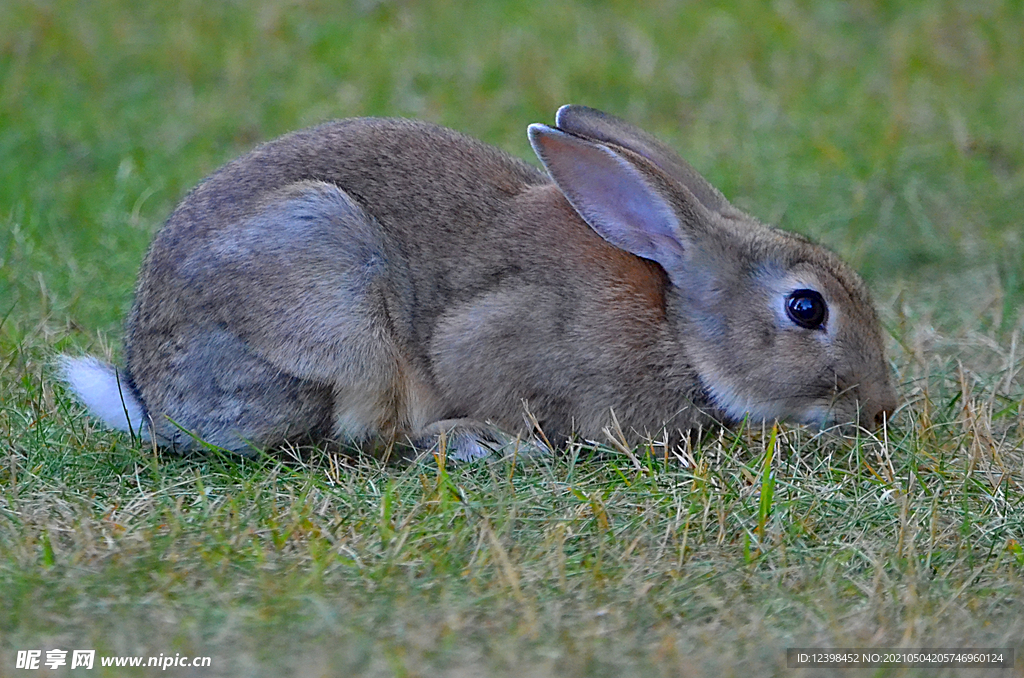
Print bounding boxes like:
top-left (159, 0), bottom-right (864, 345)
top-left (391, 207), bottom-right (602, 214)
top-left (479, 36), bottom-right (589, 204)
top-left (412, 419), bottom-right (549, 462)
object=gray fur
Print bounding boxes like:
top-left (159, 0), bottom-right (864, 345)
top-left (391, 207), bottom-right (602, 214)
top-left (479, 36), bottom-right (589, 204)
top-left (63, 107), bottom-right (897, 458)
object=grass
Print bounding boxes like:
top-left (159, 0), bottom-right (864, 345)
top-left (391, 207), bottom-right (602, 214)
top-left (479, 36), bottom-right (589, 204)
top-left (2, 0), bottom-right (1024, 675)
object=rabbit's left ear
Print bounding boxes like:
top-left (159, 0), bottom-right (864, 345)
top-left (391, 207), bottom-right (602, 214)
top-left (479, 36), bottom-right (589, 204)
top-left (529, 124), bottom-right (709, 271)
top-left (554, 105), bottom-right (733, 215)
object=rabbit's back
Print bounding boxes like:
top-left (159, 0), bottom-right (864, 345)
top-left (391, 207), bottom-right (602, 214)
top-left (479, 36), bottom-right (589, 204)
top-left (161, 119), bottom-right (544, 234)
top-left (129, 119), bottom-right (543, 362)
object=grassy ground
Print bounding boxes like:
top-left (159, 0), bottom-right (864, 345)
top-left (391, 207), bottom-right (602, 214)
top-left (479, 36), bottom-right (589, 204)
top-left (2, 0), bottom-right (1023, 675)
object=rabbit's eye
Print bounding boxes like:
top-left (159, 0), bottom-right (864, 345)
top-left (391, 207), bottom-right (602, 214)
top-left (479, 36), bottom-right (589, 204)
top-left (786, 289), bottom-right (827, 330)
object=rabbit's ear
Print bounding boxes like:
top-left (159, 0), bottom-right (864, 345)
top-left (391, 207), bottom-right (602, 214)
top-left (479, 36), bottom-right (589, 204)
top-left (529, 123), bottom-right (708, 270)
top-left (554, 105), bottom-right (731, 215)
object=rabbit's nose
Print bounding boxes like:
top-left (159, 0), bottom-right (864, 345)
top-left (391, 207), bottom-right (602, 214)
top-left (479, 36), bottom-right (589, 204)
top-left (867, 395), bottom-right (897, 429)
top-left (862, 383), bottom-right (897, 430)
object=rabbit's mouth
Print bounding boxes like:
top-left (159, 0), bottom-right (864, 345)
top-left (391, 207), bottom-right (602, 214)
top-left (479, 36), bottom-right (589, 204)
top-left (702, 373), bottom-right (881, 433)
top-left (795, 401), bottom-right (893, 435)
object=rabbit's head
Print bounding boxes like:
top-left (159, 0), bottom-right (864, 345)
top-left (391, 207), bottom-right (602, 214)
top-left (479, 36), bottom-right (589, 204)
top-left (530, 105), bottom-right (896, 430)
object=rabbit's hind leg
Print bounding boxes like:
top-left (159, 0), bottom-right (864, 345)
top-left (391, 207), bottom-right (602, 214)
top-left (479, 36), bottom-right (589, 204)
top-left (142, 179), bottom-right (439, 456)
top-left (136, 181), bottom-right (384, 454)
top-left (146, 326), bottom-right (334, 454)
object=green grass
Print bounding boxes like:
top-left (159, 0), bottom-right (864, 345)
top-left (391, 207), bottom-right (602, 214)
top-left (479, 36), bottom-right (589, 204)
top-left (2, 0), bottom-right (1024, 675)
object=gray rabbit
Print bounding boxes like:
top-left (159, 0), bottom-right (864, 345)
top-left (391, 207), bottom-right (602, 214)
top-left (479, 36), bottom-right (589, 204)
top-left (61, 105), bottom-right (897, 460)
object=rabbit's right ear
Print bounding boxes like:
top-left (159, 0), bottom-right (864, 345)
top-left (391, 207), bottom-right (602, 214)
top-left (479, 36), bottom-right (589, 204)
top-left (529, 124), bottom-right (709, 270)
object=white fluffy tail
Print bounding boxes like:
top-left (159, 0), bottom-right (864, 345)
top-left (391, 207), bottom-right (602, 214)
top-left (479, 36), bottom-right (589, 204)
top-left (58, 355), bottom-right (149, 438)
